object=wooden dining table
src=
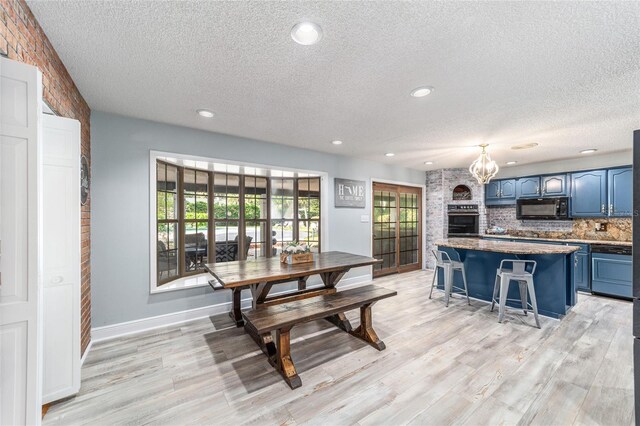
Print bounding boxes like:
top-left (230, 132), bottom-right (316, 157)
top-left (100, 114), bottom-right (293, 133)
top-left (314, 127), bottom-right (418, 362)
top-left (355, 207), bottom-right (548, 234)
top-left (204, 251), bottom-right (381, 328)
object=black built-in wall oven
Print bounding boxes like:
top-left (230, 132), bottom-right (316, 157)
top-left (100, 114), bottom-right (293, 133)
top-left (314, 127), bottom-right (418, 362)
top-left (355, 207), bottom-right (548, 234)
top-left (447, 204), bottom-right (479, 237)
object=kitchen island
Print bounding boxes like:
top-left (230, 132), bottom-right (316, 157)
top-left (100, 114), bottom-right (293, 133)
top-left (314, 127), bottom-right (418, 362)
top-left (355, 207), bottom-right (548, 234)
top-left (435, 238), bottom-right (581, 319)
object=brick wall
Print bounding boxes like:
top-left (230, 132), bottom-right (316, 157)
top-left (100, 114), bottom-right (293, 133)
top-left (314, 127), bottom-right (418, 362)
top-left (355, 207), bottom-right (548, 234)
top-left (0, 0), bottom-right (91, 355)
top-left (425, 168), bottom-right (487, 268)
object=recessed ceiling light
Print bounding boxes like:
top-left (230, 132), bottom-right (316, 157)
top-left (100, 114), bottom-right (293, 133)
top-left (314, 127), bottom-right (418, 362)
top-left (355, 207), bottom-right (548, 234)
top-left (385, 152), bottom-right (395, 157)
top-left (511, 142), bottom-right (538, 150)
top-left (424, 161), bottom-right (433, 165)
top-left (331, 140), bottom-right (343, 145)
top-left (506, 161), bottom-right (518, 165)
top-left (410, 86), bottom-right (434, 98)
top-left (580, 149), bottom-right (598, 154)
top-left (197, 109), bottom-right (214, 118)
top-left (291, 22), bottom-right (322, 45)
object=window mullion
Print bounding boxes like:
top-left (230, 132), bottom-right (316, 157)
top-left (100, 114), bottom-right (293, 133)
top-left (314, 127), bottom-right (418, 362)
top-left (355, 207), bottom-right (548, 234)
top-left (177, 167), bottom-right (185, 275)
top-left (208, 171), bottom-right (214, 265)
top-left (239, 175), bottom-right (246, 260)
top-left (293, 178), bottom-right (299, 243)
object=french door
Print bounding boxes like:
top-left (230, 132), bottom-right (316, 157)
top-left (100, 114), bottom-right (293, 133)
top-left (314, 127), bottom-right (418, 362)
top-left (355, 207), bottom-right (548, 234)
top-left (372, 182), bottom-right (422, 277)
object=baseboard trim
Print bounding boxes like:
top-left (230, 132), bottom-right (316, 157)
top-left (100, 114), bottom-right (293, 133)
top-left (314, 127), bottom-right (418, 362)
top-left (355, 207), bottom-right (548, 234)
top-left (91, 274), bottom-right (373, 343)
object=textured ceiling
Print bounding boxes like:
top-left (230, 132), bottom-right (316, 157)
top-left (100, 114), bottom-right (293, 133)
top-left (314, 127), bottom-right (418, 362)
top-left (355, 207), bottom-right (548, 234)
top-left (28, 1), bottom-right (640, 170)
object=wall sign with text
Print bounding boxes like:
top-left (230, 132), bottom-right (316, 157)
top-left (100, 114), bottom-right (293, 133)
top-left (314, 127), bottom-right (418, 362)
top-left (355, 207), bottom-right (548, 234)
top-left (334, 178), bottom-right (366, 208)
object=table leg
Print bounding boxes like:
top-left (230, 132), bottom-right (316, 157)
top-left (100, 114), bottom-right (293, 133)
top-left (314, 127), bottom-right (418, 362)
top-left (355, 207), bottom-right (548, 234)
top-left (321, 268), bottom-right (354, 332)
top-left (297, 276), bottom-right (308, 291)
top-left (275, 327), bottom-right (302, 389)
top-left (349, 302), bottom-right (385, 351)
top-left (229, 287), bottom-right (244, 327)
top-left (250, 281), bottom-right (273, 309)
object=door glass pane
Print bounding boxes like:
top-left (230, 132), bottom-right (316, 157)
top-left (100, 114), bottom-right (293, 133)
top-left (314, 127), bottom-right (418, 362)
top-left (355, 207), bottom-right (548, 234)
top-left (373, 189), bottom-right (398, 274)
top-left (399, 191), bottom-right (419, 267)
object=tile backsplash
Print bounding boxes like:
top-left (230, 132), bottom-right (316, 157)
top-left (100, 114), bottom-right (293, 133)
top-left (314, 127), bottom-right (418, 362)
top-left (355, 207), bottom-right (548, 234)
top-left (487, 206), bottom-right (632, 242)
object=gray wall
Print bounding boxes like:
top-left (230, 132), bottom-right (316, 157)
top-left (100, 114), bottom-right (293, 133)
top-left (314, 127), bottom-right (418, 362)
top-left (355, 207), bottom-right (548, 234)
top-left (91, 111), bottom-right (425, 327)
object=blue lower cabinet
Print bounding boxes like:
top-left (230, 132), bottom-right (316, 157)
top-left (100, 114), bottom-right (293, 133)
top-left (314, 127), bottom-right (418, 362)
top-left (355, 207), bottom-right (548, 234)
top-left (574, 252), bottom-right (590, 292)
top-left (592, 253), bottom-right (632, 298)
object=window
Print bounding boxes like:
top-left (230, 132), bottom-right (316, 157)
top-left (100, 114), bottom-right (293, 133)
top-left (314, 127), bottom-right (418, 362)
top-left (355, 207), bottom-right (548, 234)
top-left (297, 178), bottom-right (321, 252)
top-left (270, 178), bottom-right (295, 255)
top-left (244, 176), bottom-right (269, 260)
top-left (213, 173), bottom-right (240, 263)
top-left (154, 159), bottom-right (323, 287)
top-left (156, 162), bottom-right (179, 284)
top-left (183, 168), bottom-right (210, 274)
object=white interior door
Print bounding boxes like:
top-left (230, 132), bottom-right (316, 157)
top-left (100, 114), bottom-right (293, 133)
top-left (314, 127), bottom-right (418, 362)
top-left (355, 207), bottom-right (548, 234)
top-left (0, 57), bottom-right (43, 425)
top-left (42, 114), bottom-right (80, 403)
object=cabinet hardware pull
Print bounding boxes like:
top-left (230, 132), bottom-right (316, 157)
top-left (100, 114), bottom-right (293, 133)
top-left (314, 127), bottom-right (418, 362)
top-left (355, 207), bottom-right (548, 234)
top-left (600, 204), bottom-right (605, 214)
top-left (609, 204), bottom-right (614, 215)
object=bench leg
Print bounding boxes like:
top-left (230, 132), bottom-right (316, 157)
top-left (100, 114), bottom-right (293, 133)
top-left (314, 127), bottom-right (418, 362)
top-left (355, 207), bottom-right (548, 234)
top-left (229, 287), bottom-right (244, 327)
top-left (349, 303), bottom-right (386, 351)
top-left (244, 321), bottom-right (276, 358)
top-left (275, 327), bottom-right (302, 389)
top-left (325, 312), bottom-right (353, 332)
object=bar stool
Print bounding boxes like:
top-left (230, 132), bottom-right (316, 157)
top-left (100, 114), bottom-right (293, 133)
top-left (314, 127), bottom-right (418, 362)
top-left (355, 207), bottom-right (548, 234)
top-left (429, 250), bottom-right (470, 307)
top-left (491, 259), bottom-right (540, 328)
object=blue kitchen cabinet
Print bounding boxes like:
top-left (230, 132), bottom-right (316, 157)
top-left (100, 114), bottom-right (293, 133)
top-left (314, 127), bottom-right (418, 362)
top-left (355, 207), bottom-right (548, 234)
top-left (592, 253), bottom-right (632, 298)
top-left (500, 179), bottom-right (516, 199)
top-left (574, 252), bottom-right (590, 292)
top-left (570, 242), bottom-right (591, 293)
top-left (486, 181), bottom-right (501, 201)
top-left (485, 179), bottom-right (516, 206)
top-left (570, 170), bottom-right (607, 217)
top-left (608, 167), bottom-right (632, 217)
top-left (541, 174), bottom-right (568, 197)
top-left (516, 177), bottom-right (541, 198)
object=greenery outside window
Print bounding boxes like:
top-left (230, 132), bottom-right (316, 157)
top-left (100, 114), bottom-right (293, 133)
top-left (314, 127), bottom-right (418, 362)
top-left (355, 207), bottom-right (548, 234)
top-left (155, 160), bottom-right (322, 286)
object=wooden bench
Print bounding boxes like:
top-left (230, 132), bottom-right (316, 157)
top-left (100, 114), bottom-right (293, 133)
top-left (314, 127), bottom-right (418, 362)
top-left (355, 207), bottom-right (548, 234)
top-left (242, 284), bottom-right (397, 389)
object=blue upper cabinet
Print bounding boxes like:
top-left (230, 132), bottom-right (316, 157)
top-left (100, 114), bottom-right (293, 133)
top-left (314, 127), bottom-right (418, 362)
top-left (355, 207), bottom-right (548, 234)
top-left (608, 167), bottom-right (632, 217)
top-left (570, 170), bottom-right (607, 217)
top-left (485, 179), bottom-right (516, 206)
top-left (541, 174), bottom-right (568, 197)
top-left (516, 177), bottom-right (541, 198)
top-left (486, 181), bottom-right (501, 201)
top-left (500, 179), bottom-right (516, 199)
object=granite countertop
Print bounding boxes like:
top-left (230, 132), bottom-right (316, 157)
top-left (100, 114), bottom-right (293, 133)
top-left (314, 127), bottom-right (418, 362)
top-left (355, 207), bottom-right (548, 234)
top-left (483, 234), bottom-right (633, 247)
top-left (436, 238), bottom-right (581, 255)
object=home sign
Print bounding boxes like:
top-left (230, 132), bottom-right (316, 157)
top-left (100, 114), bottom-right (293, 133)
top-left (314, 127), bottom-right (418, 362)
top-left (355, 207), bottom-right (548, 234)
top-left (334, 178), bottom-right (366, 208)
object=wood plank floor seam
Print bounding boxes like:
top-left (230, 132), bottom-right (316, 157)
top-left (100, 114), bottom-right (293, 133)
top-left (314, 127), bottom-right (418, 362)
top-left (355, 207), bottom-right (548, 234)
top-left (43, 270), bottom-right (634, 425)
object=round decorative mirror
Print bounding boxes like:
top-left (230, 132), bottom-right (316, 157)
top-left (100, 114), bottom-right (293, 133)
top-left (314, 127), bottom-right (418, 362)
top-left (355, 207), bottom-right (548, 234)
top-left (81, 155), bottom-right (90, 205)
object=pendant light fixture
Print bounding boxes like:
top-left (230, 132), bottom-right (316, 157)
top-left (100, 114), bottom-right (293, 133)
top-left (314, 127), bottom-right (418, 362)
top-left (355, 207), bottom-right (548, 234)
top-left (469, 144), bottom-right (499, 184)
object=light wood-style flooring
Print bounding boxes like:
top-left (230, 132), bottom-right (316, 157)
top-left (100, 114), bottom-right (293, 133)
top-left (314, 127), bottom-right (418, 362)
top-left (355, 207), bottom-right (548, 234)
top-left (44, 270), bottom-right (634, 425)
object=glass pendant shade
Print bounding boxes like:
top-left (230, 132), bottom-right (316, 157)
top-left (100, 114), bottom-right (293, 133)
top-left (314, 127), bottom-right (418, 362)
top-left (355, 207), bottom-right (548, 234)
top-left (469, 144), bottom-right (499, 184)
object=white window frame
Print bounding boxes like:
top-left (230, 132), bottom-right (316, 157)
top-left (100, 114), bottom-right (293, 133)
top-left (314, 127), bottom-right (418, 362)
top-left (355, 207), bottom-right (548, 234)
top-left (149, 150), bottom-right (329, 294)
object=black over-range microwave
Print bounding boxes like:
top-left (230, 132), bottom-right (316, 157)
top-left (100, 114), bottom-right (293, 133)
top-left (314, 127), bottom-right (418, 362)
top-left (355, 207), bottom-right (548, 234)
top-left (516, 197), bottom-right (570, 220)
